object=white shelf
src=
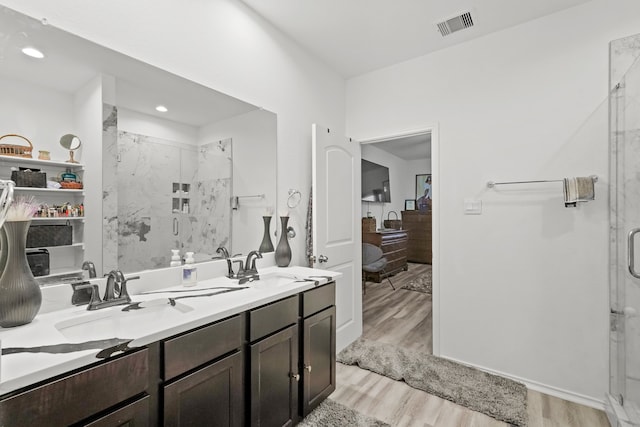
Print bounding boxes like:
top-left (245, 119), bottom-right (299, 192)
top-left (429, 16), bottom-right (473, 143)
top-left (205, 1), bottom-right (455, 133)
top-left (35, 268), bottom-right (84, 281)
top-left (14, 187), bottom-right (84, 195)
top-left (30, 217), bottom-right (85, 222)
top-left (27, 243), bottom-right (84, 250)
top-left (0, 155), bottom-right (84, 169)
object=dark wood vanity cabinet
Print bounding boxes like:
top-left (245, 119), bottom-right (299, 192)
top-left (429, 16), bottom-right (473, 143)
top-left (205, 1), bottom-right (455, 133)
top-left (248, 295), bottom-right (300, 426)
top-left (82, 396), bottom-right (151, 427)
top-left (161, 314), bottom-right (245, 427)
top-left (300, 283), bottom-right (336, 417)
top-left (0, 281), bottom-right (337, 427)
top-left (250, 325), bottom-right (300, 426)
top-left (163, 351), bottom-right (244, 426)
top-left (0, 348), bottom-right (150, 427)
top-left (247, 282), bottom-right (337, 425)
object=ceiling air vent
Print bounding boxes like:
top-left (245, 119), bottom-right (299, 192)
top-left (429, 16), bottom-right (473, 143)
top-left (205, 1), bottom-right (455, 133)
top-left (437, 11), bottom-right (474, 37)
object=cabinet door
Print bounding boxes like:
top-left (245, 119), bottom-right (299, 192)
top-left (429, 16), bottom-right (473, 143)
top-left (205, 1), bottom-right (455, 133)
top-left (301, 306), bottom-right (336, 416)
top-left (82, 395), bottom-right (150, 427)
top-left (250, 325), bottom-right (299, 427)
top-left (163, 351), bottom-right (243, 427)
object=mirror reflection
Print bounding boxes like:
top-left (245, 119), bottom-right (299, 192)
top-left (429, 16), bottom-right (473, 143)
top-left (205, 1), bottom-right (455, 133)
top-left (0, 5), bottom-right (277, 278)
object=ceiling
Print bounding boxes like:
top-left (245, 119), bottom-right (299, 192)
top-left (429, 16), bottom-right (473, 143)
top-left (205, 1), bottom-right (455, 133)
top-left (241, 0), bottom-right (592, 78)
top-left (368, 133), bottom-right (431, 161)
top-left (0, 6), bottom-right (257, 128)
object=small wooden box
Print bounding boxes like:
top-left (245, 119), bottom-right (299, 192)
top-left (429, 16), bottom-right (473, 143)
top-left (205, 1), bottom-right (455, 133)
top-left (362, 217), bottom-right (376, 233)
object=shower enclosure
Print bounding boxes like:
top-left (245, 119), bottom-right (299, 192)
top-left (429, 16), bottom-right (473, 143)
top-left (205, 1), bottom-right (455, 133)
top-left (608, 33), bottom-right (640, 427)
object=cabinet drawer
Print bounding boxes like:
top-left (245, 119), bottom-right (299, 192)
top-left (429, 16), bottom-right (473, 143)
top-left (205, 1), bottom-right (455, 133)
top-left (0, 348), bottom-right (148, 427)
top-left (249, 295), bottom-right (298, 342)
top-left (83, 395), bottom-right (150, 427)
top-left (164, 351), bottom-right (244, 427)
top-left (380, 239), bottom-right (407, 254)
top-left (302, 282), bottom-right (335, 318)
top-left (387, 256), bottom-right (408, 272)
top-left (163, 314), bottom-right (243, 381)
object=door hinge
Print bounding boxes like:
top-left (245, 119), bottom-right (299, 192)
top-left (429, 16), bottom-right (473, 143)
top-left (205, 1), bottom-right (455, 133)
top-left (610, 309), bottom-right (625, 332)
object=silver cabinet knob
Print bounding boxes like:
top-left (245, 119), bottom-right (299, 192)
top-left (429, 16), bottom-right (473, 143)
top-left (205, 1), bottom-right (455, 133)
top-left (318, 255), bottom-right (328, 263)
top-left (304, 365), bottom-right (312, 373)
top-left (290, 373), bottom-right (300, 381)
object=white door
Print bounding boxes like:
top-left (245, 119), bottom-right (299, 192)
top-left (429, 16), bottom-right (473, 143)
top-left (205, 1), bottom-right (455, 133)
top-left (311, 124), bottom-right (362, 351)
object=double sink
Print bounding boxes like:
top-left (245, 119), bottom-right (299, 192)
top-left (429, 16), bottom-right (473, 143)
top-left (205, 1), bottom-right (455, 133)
top-left (53, 271), bottom-right (305, 341)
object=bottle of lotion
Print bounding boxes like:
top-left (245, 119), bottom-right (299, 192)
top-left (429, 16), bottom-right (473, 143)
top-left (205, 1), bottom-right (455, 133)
top-left (182, 252), bottom-right (197, 286)
top-left (170, 249), bottom-right (181, 267)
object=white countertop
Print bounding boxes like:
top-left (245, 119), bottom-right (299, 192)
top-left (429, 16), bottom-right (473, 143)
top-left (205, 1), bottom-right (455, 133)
top-left (0, 266), bottom-right (340, 396)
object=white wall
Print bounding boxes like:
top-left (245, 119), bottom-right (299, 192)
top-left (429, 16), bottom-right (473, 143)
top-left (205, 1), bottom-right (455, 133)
top-left (200, 109), bottom-right (277, 256)
top-left (346, 0), bottom-right (640, 406)
top-left (0, 0), bottom-right (346, 268)
top-left (0, 78), bottom-right (75, 160)
top-left (117, 108), bottom-right (199, 146)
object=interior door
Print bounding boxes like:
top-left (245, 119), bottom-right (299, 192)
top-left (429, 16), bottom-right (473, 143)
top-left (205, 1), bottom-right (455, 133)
top-left (311, 124), bottom-right (362, 351)
top-left (609, 53), bottom-right (640, 424)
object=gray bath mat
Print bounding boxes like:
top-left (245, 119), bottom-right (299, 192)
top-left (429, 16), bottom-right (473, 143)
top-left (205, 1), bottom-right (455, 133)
top-left (337, 338), bottom-right (528, 426)
top-left (401, 268), bottom-right (432, 294)
top-left (298, 398), bottom-right (389, 427)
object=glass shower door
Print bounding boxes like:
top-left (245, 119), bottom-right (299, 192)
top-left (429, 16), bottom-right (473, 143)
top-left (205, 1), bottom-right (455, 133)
top-left (609, 53), bottom-right (640, 426)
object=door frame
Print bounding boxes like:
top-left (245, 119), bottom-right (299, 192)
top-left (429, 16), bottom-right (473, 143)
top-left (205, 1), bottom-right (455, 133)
top-left (358, 124), bottom-right (441, 355)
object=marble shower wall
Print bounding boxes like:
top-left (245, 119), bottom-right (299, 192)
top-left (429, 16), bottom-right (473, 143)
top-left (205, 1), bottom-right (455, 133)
top-left (102, 104), bottom-right (118, 273)
top-left (102, 104), bottom-right (232, 273)
top-left (609, 33), bottom-right (640, 404)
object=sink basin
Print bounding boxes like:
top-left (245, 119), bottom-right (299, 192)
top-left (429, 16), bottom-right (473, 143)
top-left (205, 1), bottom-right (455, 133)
top-left (55, 300), bottom-right (193, 341)
top-left (251, 273), bottom-right (300, 288)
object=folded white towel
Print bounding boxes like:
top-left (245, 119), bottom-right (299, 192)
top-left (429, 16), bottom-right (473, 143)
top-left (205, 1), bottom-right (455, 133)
top-left (563, 177), bottom-right (595, 207)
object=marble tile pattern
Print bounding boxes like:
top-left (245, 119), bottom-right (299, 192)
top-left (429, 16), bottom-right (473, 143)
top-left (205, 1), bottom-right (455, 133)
top-left (113, 131), bottom-right (232, 272)
top-left (102, 104), bottom-right (118, 273)
top-left (609, 33), bottom-right (640, 411)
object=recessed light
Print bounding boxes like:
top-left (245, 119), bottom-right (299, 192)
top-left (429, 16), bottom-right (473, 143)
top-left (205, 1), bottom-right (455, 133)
top-left (21, 46), bottom-right (44, 59)
top-left (155, 105), bottom-right (168, 113)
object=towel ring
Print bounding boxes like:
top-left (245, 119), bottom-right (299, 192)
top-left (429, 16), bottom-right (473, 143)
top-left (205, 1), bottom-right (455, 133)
top-left (287, 189), bottom-right (302, 208)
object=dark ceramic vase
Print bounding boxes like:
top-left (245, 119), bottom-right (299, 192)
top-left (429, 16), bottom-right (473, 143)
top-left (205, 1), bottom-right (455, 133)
top-left (0, 220), bottom-right (42, 328)
top-left (275, 216), bottom-right (292, 267)
top-left (259, 216), bottom-right (274, 253)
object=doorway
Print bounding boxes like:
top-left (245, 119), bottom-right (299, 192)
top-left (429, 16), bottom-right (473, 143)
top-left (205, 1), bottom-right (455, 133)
top-left (359, 128), bottom-right (437, 354)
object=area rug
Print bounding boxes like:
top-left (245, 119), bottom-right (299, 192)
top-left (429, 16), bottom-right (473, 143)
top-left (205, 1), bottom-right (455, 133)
top-left (401, 268), bottom-right (432, 294)
top-left (337, 338), bottom-right (528, 426)
top-left (298, 398), bottom-right (389, 427)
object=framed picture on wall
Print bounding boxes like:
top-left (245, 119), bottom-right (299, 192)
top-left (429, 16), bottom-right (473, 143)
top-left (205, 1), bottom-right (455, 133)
top-left (416, 174), bottom-right (432, 211)
top-left (404, 199), bottom-right (416, 210)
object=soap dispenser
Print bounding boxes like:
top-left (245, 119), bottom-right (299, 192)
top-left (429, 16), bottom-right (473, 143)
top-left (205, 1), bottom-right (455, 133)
top-left (170, 249), bottom-right (181, 267)
top-left (182, 252), bottom-right (197, 286)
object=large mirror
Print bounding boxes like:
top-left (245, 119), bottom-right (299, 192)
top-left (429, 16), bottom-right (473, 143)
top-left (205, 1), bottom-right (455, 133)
top-left (0, 6), bottom-right (277, 278)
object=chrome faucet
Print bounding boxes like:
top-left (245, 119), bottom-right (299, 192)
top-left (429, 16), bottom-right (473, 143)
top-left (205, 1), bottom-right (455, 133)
top-left (217, 246), bottom-right (234, 277)
top-left (245, 250), bottom-right (263, 273)
top-left (74, 270), bottom-right (139, 310)
top-left (104, 270), bottom-right (126, 301)
top-left (82, 260), bottom-right (97, 279)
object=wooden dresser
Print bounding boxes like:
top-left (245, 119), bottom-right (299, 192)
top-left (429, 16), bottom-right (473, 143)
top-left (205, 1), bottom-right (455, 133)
top-left (362, 229), bottom-right (408, 282)
top-left (401, 210), bottom-right (432, 264)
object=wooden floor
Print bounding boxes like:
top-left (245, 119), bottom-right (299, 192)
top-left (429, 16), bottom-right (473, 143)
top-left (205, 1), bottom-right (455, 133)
top-left (330, 263), bottom-right (610, 427)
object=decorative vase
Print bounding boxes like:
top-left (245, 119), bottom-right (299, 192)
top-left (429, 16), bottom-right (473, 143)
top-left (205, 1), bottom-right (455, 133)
top-left (259, 216), bottom-right (274, 253)
top-left (275, 216), bottom-right (292, 267)
top-left (0, 220), bottom-right (42, 328)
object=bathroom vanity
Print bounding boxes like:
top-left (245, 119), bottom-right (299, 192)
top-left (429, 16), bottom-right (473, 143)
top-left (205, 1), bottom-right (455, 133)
top-left (0, 267), bottom-right (338, 426)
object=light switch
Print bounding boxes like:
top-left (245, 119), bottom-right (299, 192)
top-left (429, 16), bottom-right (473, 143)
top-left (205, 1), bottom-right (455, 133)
top-left (464, 199), bottom-right (482, 215)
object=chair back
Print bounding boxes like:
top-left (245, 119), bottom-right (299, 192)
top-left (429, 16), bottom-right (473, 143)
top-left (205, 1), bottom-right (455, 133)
top-left (362, 243), bottom-right (384, 265)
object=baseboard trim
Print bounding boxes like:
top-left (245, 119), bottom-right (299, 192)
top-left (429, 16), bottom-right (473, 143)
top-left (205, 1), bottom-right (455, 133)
top-left (443, 355), bottom-right (605, 410)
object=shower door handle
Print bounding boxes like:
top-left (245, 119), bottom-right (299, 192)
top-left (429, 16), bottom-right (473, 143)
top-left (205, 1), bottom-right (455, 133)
top-left (628, 228), bottom-right (640, 278)
top-left (173, 217), bottom-right (179, 236)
